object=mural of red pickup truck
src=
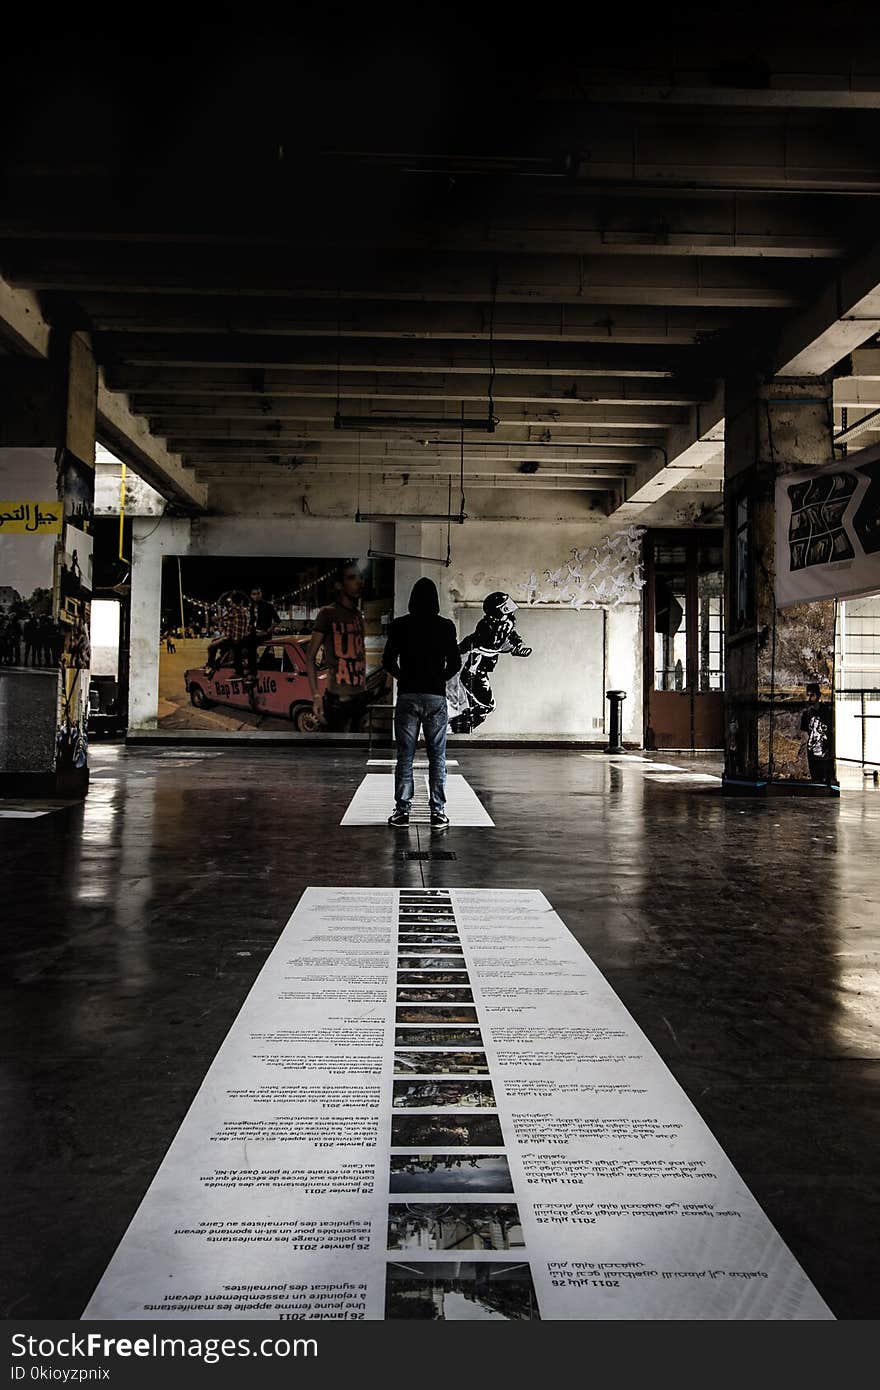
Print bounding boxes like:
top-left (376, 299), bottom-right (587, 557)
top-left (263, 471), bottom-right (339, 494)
top-left (184, 635), bottom-right (387, 731)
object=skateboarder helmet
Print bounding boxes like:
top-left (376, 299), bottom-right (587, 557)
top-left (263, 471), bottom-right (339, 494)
top-left (483, 591), bottom-right (517, 617)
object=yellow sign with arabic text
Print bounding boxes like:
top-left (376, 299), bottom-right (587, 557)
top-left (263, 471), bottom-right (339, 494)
top-left (0, 501), bottom-right (62, 534)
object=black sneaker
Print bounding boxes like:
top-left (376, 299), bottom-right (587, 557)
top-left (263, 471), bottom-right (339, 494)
top-left (430, 810), bottom-right (450, 827)
top-left (388, 808), bottom-right (410, 826)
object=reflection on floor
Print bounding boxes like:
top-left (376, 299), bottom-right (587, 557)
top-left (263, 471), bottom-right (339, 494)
top-left (1, 743), bottom-right (878, 1318)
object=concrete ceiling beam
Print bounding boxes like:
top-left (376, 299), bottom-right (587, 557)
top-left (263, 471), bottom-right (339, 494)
top-left (324, 112), bottom-right (880, 193)
top-left (558, 73), bottom-right (880, 111)
top-left (3, 251), bottom-right (811, 308)
top-left (125, 376), bottom-right (705, 408)
top-left (611, 380), bottom-right (726, 516)
top-left (98, 338), bottom-right (689, 377)
top-left (0, 191), bottom-right (855, 257)
top-left (196, 475), bottom-right (618, 493)
top-left (0, 273), bottom-right (205, 510)
top-left (188, 460), bottom-right (629, 478)
top-left (168, 432), bottom-right (663, 454)
top-left (80, 298), bottom-right (739, 346)
top-left (775, 239), bottom-right (880, 375)
top-left (172, 440), bottom-right (651, 462)
top-left (147, 404), bottom-right (684, 435)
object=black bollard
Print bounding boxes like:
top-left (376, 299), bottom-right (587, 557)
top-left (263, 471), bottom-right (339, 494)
top-left (605, 689), bottom-right (627, 754)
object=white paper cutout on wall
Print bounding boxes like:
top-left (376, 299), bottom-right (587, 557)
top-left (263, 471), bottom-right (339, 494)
top-left (517, 527), bottom-right (645, 609)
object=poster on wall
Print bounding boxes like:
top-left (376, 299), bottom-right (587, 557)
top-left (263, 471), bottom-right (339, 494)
top-left (157, 555), bottom-right (394, 733)
top-left (84, 887), bottom-right (832, 1321)
top-left (56, 449), bottom-right (95, 781)
top-left (775, 445), bottom-right (880, 608)
top-left (0, 448), bottom-right (63, 774)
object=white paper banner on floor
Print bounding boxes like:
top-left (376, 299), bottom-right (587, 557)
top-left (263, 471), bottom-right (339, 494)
top-left (775, 447), bottom-right (880, 607)
top-left (367, 759), bottom-right (459, 767)
top-left (83, 887), bottom-right (831, 1321)
top-left (342, 773), bottom-right (494, 827)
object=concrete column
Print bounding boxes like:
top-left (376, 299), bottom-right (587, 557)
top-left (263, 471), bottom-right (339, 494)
top-left (605, 603), bottom-right (643, 746)
top-left (723, 375), bottom-right (838, 794)
top-left (0, 332), bottom-right (97, 797)
top-left (393, 522), bottom-right (448, 616)
top-left (128, 517), bottom-right (191, 730)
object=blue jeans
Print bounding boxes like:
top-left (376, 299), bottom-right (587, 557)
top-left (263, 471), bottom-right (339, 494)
top-left (394, 693), bottom-right (448, 813)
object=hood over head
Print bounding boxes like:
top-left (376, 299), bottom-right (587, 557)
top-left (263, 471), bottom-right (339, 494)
top-left (408, 577), bottom-right (440, 616)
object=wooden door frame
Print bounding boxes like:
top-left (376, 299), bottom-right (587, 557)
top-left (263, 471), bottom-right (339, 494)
top-left (643, 527), bottom-right (724, 749)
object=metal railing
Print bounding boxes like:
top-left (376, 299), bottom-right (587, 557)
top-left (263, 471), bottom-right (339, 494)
top-left (835, 687), bottom-right (880, 777)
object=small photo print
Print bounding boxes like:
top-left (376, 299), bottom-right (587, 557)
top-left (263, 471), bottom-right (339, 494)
top-left (391, 1112), bottom-right (504, 1148)
top-left (384, 1261), bottom-right (540, 1320)
top-left (398, 920), bottom-right (459, 929)
top-left (396, 1006), bottom-right (478, 1025)
top-left (398, 931), bottom-right (461, 943)
top-left (394, 1050), bottom-right (489, 1075)
top-left (399, 904), bottom-right (456, 913)
top-left (399, 901), bottom-right (456, 910)
top-left (393, 1079), bottom-right (496, 1109)
top-left (399, 908), bottom-right (456, 922)
top-left (398, 921), bottom-right (457, 931)
top-left (389, 1153), bottom-right (514, 1194)
top-left (397, 971), bottom-right (469, 985)
top-left (397, 950), bottom-right (466, 965)
top-left (397, 986), bottom-right (474, 1003)
top-left (394, 1026), bottom-right (483, 1048)
top-left (387, 1203), bottom-right (524, 1252)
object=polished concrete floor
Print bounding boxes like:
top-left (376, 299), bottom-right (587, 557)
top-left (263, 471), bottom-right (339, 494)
top-left (1, 744), bottom-right (879, 1319)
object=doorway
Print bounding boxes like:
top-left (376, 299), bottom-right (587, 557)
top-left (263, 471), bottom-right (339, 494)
top-left (644, 530), bottom-right (724, 750)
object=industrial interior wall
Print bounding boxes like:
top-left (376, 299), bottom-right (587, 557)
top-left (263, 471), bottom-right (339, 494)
top-left (402, 520), bottom-right (642, 744)
top-left (127, 513), bottom-right (642, 742)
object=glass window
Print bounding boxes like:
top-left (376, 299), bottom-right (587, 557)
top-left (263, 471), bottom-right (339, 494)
top-left (90, 600), bottom-right (120, 678)
top-left (653, 543), bottom-right (688, 691)
top-left (697, 550), bottom-right (724, 692)
top-left (257, 645), bottom-right (283, 671)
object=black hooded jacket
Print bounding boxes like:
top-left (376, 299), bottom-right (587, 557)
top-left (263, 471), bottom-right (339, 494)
top-left (382, 578), bottom-right (461, 696)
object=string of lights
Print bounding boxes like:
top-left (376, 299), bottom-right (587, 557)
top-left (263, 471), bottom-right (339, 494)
top-left (175, 563), bottom-right (340, 621)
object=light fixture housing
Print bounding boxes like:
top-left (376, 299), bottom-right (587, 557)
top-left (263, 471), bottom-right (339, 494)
top-left (335, 412), bottom-right (496, 433)
top-left (355, 511), bottom-right (467, 524)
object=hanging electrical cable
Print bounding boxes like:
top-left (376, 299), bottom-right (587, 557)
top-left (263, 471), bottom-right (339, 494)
top-left (459, 401), bottom-right (467, 525)
top-left (333, 289), bottom-right (343, 430)
top-left (487, 262), bottom-right (498, 433)
top-left (446, 475), bottom-right (453, 567)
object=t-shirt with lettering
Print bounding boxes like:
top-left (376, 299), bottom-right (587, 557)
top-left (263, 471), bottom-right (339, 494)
top-left (313, 602), bottom-right (366, 696)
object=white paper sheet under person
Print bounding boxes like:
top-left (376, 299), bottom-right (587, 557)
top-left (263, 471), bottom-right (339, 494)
top-left (83, 887), bottom-right (831, 1321)
top-left (367, 759), bottom-right (460, 767)
top-left (342, 772), bottom-right (493, 826)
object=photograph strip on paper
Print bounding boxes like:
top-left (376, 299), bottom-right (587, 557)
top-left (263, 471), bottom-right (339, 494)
top-left (83, 888), bottom-right (832, 1320)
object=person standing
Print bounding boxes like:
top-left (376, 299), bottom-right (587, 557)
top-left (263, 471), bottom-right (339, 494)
top-left (800, 681), bottom-right (834, 784)
top-left (382, 576), bottom-right (461, 827)
top-left (306, 561), bottom-right (367, 731)
top-left (205, 593), bottom-right (249, 676)
top-left (243, 585), bottom-right (279, 680)
top-left (23, 615), bottom-right (38, 667)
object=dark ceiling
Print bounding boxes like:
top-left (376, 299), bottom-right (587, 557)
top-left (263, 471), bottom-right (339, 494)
top-left (2, 4), bottom-right (880, 506)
